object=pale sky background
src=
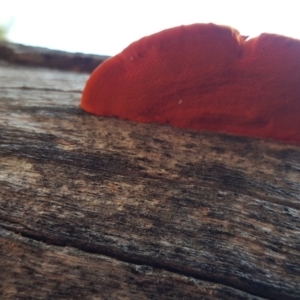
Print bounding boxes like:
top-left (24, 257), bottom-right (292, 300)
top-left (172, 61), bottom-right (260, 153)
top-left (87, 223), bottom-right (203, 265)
top-left (0, 0), bottom-right (299, 56)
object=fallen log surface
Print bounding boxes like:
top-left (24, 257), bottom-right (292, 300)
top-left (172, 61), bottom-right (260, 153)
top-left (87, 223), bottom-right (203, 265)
top-left (0, 41), bottom-right (109, 72)
top-left (0, 50), bottom-right (300, 299)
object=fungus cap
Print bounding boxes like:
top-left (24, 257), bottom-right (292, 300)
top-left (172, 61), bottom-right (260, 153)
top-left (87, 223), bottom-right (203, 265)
top-left (81, 23), bottom-right (300, 144)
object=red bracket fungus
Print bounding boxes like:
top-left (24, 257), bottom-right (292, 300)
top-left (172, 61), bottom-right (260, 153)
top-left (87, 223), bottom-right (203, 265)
top-left (81, 23), bottom-right (300, 144)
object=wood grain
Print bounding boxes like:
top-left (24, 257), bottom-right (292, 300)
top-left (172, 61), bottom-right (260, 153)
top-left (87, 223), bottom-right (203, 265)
top-left (0, 62), bottom-right (300, 299)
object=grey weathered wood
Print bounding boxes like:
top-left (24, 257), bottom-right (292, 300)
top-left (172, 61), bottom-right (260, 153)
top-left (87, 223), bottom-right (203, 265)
top-left (0, 62), bottom-right (300, 300)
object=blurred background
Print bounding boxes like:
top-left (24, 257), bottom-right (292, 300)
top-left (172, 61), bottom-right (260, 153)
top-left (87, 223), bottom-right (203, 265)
top-left (1, 0), bottom-right (299, 56)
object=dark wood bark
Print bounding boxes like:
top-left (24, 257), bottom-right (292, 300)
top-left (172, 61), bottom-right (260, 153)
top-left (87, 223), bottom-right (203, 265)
top-left (0, 52), bottom-right (300, 299)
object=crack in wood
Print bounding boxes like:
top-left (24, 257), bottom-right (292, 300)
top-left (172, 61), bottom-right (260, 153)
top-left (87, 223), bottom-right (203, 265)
top-left (0, 223), bottom-right (269, 300)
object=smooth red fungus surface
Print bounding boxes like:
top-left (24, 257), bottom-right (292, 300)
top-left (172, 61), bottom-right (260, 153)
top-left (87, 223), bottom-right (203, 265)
top-left (81, 23), bottom-right (300, 144)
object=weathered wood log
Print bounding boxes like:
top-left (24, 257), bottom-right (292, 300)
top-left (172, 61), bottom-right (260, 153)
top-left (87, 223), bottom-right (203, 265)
top-left (0, 58), bottom-right (300, 299)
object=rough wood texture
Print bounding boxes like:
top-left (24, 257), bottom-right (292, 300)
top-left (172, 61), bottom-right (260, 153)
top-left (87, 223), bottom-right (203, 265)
top-left (0, 42), bottom-right (109, 72)
top-left (0, 61), bottom-right (300, 299)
